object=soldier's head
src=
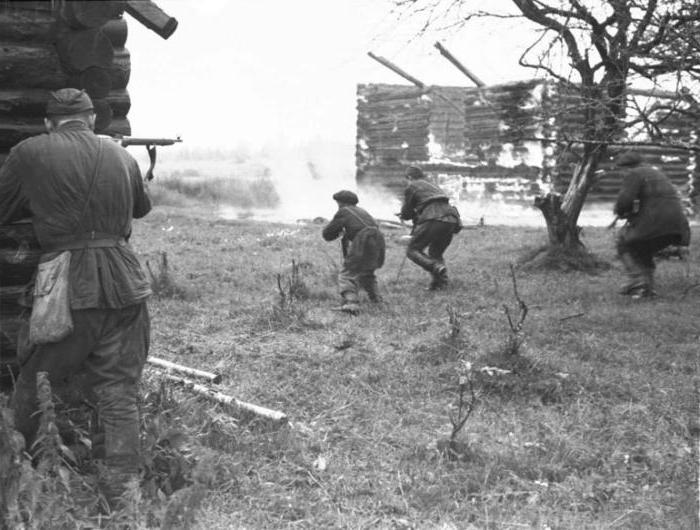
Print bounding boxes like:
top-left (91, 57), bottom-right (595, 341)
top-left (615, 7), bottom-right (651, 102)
top-left (614, 151), bottom-right (643, 168)
top-left (332, 190), bottom-right (359, 207)
top-left (44, 88), bottom-right (96, 132)
top-left (405, 166), bottom-right (425, 181)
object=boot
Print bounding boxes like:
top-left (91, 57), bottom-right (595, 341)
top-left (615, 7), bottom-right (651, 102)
top-left (428, 263), bottom-right (448, 291)
top-left (360, 276), bottom-right (382, 303)
top-left (336, 291), bottom-right (360, 315)
top-left (631, 268), bottom-right (656, 299)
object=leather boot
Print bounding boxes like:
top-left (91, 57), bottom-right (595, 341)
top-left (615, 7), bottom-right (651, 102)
top-left (360, 276), bottom-right (382, 303)
top-left (338, 291), bottom-right (360, 315)
top-left (428, 263), bottom-right (448, 291)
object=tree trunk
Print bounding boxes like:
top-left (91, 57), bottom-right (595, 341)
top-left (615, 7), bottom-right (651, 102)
top-left (535, 146), bottom-right (605, 248)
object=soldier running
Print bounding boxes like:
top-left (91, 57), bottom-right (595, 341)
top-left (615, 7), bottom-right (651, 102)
top-left (398, 166), bottom-right (461, 290)
top-left (613, 151), bottom-right (690, 298)
top-left (322, 190), bottom-right (385, 314)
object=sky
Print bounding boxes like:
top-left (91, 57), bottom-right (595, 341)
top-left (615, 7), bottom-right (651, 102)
top-left (126, 0), bottom-right (538, 150)
top-left (123, 0), bottom-right (600, 225)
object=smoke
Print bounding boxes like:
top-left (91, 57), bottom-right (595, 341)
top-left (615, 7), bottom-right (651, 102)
top-left (217, 141), bottom-right (615, 227)
top-left (218, 140), bottom-right (403, 224)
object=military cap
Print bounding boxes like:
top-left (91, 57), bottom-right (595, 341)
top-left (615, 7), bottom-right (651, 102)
top-left (405, 166), bottom-right (425, 179)
top-left (332, 190), bottom-right (359, 205)
top-left (614, 151), bottom-right (643, 168)
top-left (46, 88), bottom-right (94, 116)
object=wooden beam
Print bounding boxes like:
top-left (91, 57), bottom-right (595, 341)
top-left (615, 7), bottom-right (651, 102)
top-left (434, 42), bottom-right (485, 87)
top-left (367, 52), bottom-right (425, 88)
top-left (124, 0), bottom-right (178, 40)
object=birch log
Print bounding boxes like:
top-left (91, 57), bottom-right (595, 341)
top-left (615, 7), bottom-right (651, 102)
top-left (148, 356), bottom-right (222, 384)
top-left (159, 374), bottom-right (288, 423)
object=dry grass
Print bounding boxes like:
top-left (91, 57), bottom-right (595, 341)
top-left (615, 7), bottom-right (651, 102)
top-left (2, 200), bottom-right (698, 529)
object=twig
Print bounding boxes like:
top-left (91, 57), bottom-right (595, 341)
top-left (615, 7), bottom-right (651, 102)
top-left (503, 264), bottom-right (528, 333)
top-left (559, 312), bottom-right (585, 322)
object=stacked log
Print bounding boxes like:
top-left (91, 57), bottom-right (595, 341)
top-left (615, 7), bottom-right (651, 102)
top-left (357, 80), bottom-right (696, 201)
top-left (0, 223), bottom-right (40, 373)
top-left (0, 0), bottom-right (132, 162)
top-left (0, 1), bottom-right (133, 373)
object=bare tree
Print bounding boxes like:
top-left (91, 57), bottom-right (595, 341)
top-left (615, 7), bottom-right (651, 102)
top-left (393, 0), bottom-right (700, 257)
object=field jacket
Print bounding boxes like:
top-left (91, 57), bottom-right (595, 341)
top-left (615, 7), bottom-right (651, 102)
top-left (613, 164), bottom-right (690, 245)
top-left (399, 178), bottom-right (460, 226)
top-left (322, 205), bottom-right (385, 271)
top-left (0, 121), bottom-right (152, 309)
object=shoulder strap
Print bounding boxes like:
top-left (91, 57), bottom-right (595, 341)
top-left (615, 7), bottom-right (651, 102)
top-left (344, 206), bottom-right (373, 228)
top-left (75, 139), bottom-right (103, 231)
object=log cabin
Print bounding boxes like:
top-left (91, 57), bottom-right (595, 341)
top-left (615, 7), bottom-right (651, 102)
top-left (0, 0), bottom-right (177, 377)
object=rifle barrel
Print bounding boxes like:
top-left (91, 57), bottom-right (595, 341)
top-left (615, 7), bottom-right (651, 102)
top-left (120, 137), bottom-right (182, 147)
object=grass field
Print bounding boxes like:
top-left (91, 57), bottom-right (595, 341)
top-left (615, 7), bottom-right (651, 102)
top-left (122, 196), bottom-right (699, 529)
top-left (2, 188), bottom-right (698, 529)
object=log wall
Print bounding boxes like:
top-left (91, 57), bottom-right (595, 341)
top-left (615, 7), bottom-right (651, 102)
top-left (356, 80), bottom-right (697, 202)
top-left (0, 0), bottom-right (135, 372)
top-left (0, 0), bottom-right (132, 160)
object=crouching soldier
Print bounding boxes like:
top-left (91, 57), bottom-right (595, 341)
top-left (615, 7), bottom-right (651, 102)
top-left (399, 166), bottom-right (461, 290)
top-left (613, 151), bottom-right (690, 298)
top-left (322, 190), bottom-right (386, 314)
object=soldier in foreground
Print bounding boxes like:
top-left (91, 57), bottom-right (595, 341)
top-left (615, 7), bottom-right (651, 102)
top-left (0, 89), bottom-right (152, 507)
top-left (613, 151), bottom-right (690, 298)
top-left (398, 166), bottom-right (461, 290)
top-left (322, 190), bottom-right (386, 314)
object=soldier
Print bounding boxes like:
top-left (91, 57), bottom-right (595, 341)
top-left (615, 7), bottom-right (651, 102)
top-left (613, 151), bottom-right (690, 298)
top-left (398, 166), bottom-right (461, 290)
top-left (0, 88), bottom-right (152, 506)
top-left (322, 190), bottom-right (386, 314)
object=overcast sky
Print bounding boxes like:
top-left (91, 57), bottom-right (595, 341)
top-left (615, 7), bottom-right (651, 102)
top-left (126, 0), bottom-right (538, 149)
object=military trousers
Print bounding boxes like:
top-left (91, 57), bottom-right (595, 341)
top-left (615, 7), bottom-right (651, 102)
top-left (12, 302), bottom-right (150, 473)
top-left (338, 265), bottom-right (379, 303)
top-left (406, 220), bottom-right (455, 273)
top-left (616, 234), bottom-right (682, 290)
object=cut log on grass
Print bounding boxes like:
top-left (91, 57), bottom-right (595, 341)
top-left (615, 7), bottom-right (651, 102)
top-left (148, 356), bottom-right (222, 384)
top-left (159, 373), bottom-right (288, 423)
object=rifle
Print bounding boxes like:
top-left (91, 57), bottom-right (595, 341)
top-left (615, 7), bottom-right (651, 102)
top-left (115, 136), bottom-right (183, 181)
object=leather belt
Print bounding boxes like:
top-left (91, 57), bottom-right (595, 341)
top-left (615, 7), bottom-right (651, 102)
top-left (43, 231), bottom-right (127, 252)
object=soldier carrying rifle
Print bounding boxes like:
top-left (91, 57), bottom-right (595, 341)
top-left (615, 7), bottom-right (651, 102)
top-left (0, 88), bottom-right (152, 508)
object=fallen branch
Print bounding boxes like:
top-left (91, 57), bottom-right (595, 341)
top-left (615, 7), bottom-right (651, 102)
top-left (159, 373), bottom-right (287, 423)
top-left (148, 356), bottom-right (222, 384)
